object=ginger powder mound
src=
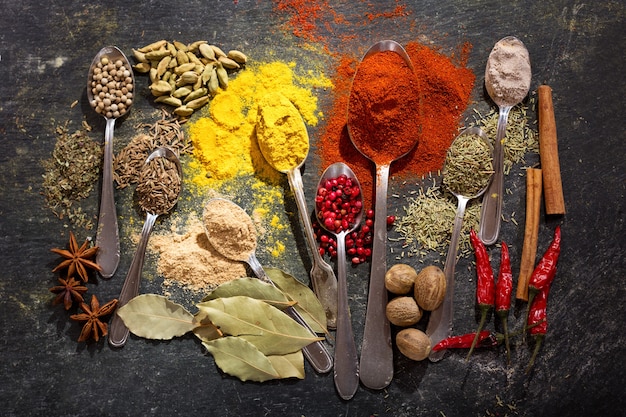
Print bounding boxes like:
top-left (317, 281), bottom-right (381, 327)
top-left (150, 217), bottom-right (247, 291)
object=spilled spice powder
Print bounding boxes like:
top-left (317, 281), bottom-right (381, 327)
top-left (150, 217), bottom-right (247, 292)
top-left (319, 41), bottom-right (475, 206)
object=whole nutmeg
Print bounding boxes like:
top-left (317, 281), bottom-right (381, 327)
top-left (414, 265), bottom-right (446, 311)
top-left (385, 263), bottom-right (418, 294)
top-left (395, 328), bottom-right (431, 361)
top-left (386, 296), bottom-right (422, 327)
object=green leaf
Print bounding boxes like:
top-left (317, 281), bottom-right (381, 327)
top-left (117, 294), bottom-right (197, 340)
top-left (203, 337), bottom-right (280, 382)
top-left (202, 277), bottom-right (295, 310)
top-left (265, 267), bottom-right (328, 334)
top-left (267, 351), bottom-right (305, 379)
top-left (196, 296), bottom-right (323, 355)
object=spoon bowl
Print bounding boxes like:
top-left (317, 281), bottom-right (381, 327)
top-left (315, 162), bottom-right (363, 400)
top-left (479, 36), bottom-right (531, 245)
top-left (202, 198), bottom-right (333, 374)
top-left (87, 46), bottom-right (136, 278)
top-left (347, 40), bottom-right (418, 390)
top-left (256, 93), bottom-right (339, 329)
top-left (108, 147), bottom-right (182, 348)
top-left (426, 127), bottom-right (494, 361)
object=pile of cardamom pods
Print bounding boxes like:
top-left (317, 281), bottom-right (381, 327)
top-left (132, 39), bottom-right (247, 117)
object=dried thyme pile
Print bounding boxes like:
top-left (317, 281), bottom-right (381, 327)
top-left (393, 183), bottom-right (481, 259)
top-left (41, 124), bottom-right (102, 229)
top-left (114, 110), bottom-right (192, 188)
top-left (395, 102), bottom-right (538, 259)
top-left (469, 101), bottom-right (539, 175)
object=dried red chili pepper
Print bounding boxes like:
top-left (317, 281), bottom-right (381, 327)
top-left (526, 284), bottom-right (550, 373)
top-left (525, 226), bottom-right (561, 324)
top-left (496, 241), bottom-right (513, 364)
top-left (432, 330), bottom-right (499, 352)
top-left (467, 229), bottom-right (495, 360)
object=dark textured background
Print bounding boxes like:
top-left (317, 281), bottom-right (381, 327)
top-left (1, 1), bottom-right (624, 416)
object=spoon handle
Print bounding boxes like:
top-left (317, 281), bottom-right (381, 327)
top-left (359, 164), bottom-right (393, 390)
top-left (478, 105), bottom-right (511, 245)
top-left (427, 196), bottom-right (469, 361)
top-left (287, 168), bottom-right (338, 329)
top-left (246, 255), bottom-right (333, 374)
top-left (95, 118), bottom-right (121, 278)
top-left (334, 233), bottom-right (359, 400)
top-left (108, 213), bottom-right (158, 348)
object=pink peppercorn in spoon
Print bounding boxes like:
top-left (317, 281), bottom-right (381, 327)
top-left (315, 162), bottom-right (363, 400)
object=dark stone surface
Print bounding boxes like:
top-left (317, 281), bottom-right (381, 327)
top-left (1, 1), bottom-right (624, 416)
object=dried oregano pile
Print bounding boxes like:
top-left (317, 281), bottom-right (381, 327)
top-left (117, 268), bottom-right (328, 382)
top-left (41, 123), bottom-right (102, 230)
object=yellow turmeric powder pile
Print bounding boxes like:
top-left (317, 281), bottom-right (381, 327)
top-left (185, 60), bottom-right (331, 260)
top-left (188, 61), bottom-right (327, 186)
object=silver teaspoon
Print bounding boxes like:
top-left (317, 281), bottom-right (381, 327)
top-left (108, 147), bottom-right (182, 348)
top-left (315, 162), bottom-right (363, 400)
top-left (426, 127), bottom-right (493, 361)
top-left (87, 46), bottom-right (136, 278)
top-left (478, 36), bottom-right (531, 245)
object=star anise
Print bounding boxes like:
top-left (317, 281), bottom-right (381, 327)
top-left (51, 231), bottom-right (102, 282)
top-left (70, 295), bottom-right (118, 342)
top-left (49, 277), bottom-right (88, 310)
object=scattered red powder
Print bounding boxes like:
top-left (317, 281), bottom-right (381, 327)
top-left (318, 42), bottom-right (476, 206)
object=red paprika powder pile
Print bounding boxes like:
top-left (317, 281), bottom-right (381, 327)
top-left (319, 41), bottom-right (475, 205)
top-left (347, 50), bottom-right (421, 165)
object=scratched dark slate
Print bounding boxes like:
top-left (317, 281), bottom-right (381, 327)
top-left (0, 1), bottom-right (624, 416)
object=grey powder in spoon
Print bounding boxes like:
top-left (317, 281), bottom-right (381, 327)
top-left (485, 37), bottom-right (531, 107)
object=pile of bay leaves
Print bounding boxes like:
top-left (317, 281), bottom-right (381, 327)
top-left (118, 267), bottom-right (328, 381)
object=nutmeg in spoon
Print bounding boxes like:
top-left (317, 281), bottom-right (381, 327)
top-left (87, 46), bottom-right (136, 278)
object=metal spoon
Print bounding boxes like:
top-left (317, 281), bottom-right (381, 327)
top-left (203, 198), bottom-right (333, 374)
top-left (478, 36), bottom-right (531, 245)
top-left (315, 163), bottom-right (362, 400)
top-left (256, 94), bottom-right (339, 330)
top-left (426, 127), bottom-right (494, 361)
top-left (87, 46), bottom-right (136, 278)
top-left (108, 147), bottom-right (182, 348)
top-left (347, 40), bottom-right (418, 390)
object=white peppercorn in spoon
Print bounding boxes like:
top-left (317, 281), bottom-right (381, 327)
top-left (87, 46), bottom-right (135, 278)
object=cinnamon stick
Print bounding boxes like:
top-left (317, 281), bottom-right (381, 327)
top-left (538, 85), bottom-right (566, 215)
top-left (516, 168), bottom-right (542, 301)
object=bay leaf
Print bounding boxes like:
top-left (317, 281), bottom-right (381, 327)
top-left (202, 277), bottom-right (295, 310)
top-left (117, 294), bottom-right (197, 340)
top-left (192, 310), bottom-right (222, 342)
top-left (203, 337), bottom-right (280, 382)
top-left (267, 351), bottom-right (305, 380)
top-left (196, 296), bottom-right (323, 354)
top-left (265, 267), bottom-right (328, 334)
